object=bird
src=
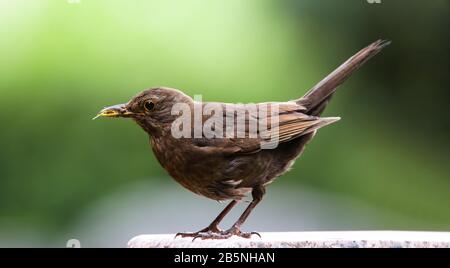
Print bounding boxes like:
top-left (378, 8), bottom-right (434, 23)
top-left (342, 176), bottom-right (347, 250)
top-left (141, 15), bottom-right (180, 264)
top-left (94, 39), bottom-right (390, 240)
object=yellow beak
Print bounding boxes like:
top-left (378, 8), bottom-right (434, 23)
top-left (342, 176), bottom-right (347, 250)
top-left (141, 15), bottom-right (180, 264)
top-left (93, 103), bottom-right (133, 120)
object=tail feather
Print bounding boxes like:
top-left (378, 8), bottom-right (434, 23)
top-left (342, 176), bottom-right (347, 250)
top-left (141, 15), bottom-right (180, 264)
top-left (303, 116), bottom-right (341, 135)
top-left (297, 39), bottom-right (390, 115)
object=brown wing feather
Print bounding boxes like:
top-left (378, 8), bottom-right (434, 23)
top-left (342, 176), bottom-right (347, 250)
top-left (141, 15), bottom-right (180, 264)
top-left (191, 102), bottom-right (338, 155)
top-left (212, 102), bottom-right (340, 154)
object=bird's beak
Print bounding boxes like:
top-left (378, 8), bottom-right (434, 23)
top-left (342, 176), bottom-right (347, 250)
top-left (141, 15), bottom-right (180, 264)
top-left (93, 103), bottom-right (134, 120)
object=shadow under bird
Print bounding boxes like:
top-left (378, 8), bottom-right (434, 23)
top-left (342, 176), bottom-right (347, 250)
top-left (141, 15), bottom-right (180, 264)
top-left (95, 40), bottom-right (390, 240)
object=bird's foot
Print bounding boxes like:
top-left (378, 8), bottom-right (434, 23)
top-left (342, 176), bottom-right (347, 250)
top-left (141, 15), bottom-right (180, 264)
top-left (174, 225), bottom-right (221, 239)
top-left (190, 226), bottom-right (261, 241)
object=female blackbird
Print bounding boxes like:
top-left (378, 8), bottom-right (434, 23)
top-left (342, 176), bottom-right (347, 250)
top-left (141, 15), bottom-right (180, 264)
top-left (95, 40), bottom-right (389, 240)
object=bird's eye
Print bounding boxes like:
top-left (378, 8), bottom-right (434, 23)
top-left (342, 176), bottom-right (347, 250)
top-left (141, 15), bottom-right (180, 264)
top-left (144, 101), bottom-right (155, 111)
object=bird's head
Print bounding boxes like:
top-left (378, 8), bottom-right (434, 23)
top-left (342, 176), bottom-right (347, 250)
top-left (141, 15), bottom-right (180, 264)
top-left (94, 87), bottom-right (193, 135)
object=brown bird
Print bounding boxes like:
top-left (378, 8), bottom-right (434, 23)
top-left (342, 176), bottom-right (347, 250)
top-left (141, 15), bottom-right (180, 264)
top-left (95, 40), bottom-right (389, 240)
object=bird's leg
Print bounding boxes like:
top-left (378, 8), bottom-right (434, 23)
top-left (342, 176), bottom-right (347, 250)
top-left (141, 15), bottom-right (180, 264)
top-left (175, 200), bottom-right (238, 238)
top-left (192, 186), bottom-right (265, 240)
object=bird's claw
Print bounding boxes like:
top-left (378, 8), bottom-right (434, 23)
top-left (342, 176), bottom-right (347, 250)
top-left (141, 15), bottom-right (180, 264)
top-left (179, 227), bottom-right (261, 240)
top-left (250, 231), bottom-right (262, 238)
top-left (174, 226), bottom-right (222, 239)
top-left (192, 231), bottom-right (224, 241)
top-left (222, 228), bottom-right (260, 239)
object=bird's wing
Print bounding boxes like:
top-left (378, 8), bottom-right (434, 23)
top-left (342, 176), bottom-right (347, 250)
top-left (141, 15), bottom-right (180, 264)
top-left (268, 113), bottom-right (340, 144)
top-left (194, 102), bottom-right (339, 154)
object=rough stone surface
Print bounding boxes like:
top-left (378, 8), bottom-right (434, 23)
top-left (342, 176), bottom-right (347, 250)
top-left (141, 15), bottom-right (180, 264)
top-left (128, 231), bottom-right (450, 248)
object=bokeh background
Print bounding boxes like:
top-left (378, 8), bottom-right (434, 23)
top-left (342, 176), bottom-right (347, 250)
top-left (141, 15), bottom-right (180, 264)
top-left (0, 0), bottom-right (449, 247)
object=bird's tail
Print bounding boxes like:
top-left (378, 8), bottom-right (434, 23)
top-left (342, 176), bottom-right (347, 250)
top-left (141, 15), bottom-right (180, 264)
top-left (297, 39), bottom-right (390, 116)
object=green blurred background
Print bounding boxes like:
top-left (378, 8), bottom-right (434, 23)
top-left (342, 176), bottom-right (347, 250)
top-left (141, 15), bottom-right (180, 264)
top-left (0, 0), bottom-right (449, 247)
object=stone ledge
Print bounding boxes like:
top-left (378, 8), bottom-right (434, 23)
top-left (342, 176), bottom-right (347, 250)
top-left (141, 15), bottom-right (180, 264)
top-left (128, 231), bottom-right (450, 248)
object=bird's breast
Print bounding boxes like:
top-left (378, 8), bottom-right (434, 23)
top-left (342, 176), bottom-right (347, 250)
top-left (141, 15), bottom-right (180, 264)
top-left (149, 135), bottom-right (229, 198)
